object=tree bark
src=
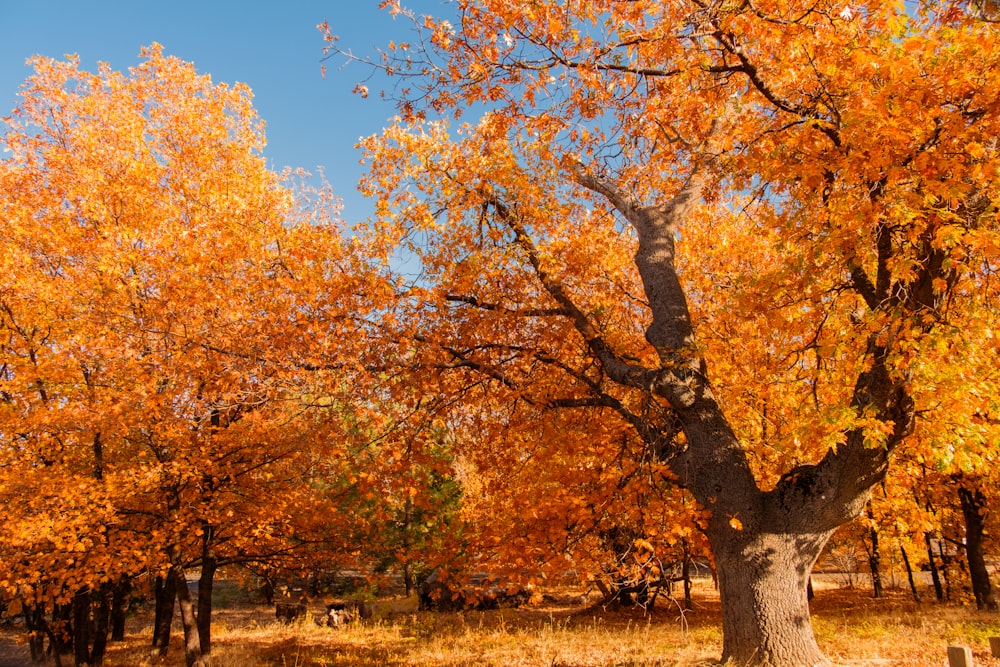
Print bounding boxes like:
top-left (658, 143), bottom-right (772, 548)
top-left (89, 586), bottom-right (111, 666)
top-left (24, 603), bottom-right (48, 663)
top-left (51, 603), bottom-right (72, 666)
top-left (172, 563), bottom-right (205, 667)
top-left (712, 528), bottom-right (832, 667)
top-left (939, 540), bottom-right (953, 601)
top-left (925, 533), bottom-right (944, 601)
top-left (196, 551), bottom-right (217, 655)
top-left (72, 589), bottom-right (91, 667)
top-left (110, 578), bottom-right (130, 642)
top-left (900, 545), bottom-right (920, 602)
top-left (957, 484), bottom-right (998, 611)
top-left (865, 521), bottom-right (884, 598)
top-left (681, 539), bottom-right (693, 611)
top-left (151, 572), bottom-right (177, 656)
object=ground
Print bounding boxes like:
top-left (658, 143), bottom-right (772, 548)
top-left (2, 577), bottom-right (999, 666)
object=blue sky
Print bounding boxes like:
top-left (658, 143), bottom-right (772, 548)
top-left (0, 0), bottom-right (450, 222)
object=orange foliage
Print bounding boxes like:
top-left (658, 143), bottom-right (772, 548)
top-left (329, 1), bottom-right (1000, 663)
top-left (0, 46), bottom-right (390, 614)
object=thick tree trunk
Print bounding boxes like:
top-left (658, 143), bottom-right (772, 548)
top-left (958, 485), bottom-right (998, 611)
top-left (713, 529), bottom-right (832, 667)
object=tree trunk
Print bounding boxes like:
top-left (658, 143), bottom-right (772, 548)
top-left (712, 529), bottom-right (832, 667)
top-left (866, 525), bottom-right (884, 599)
top-left (900, 545), bottom-right (920, 602)
top-left (681, 540), bottom-right (693, 611)
top-left (925, 534), bottom-right (944, 601)
top-left (72, 589), bottom-right (91, 667)
top-left (24, 603), bottom-right (49, 663)
top-left (151, 572), bottom-right (177, 656)
top-left (196, 554), bottom-right (217, 655)
top-left (172, 564), bottom-right (205, 667)
top-left (110, 578), bottom-right (130, 642)
top-left (89, 586), bottom-right (111, 666)
top-left (403, 496), bottom-right (414, 597)
top-left (958, 485), bottom-right (998, 611)
top-left (939, 540), bottom-right (952, 600)
top-left (51, 603), bottom-right (72, 666)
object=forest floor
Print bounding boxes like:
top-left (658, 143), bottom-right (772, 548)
top-left (2, 577), bottom-right (1000, 666)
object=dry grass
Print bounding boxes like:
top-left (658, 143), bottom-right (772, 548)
top-left (4, 580), bottom-right (1000, 666)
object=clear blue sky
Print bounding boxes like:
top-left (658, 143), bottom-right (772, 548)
top-left (0, 0), bottom-right (450, 223)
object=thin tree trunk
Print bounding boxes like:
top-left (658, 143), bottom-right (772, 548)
top-left (110, 578), bottom-right (130, 642)
top-left (900, 545), bottom-right (920, 602)
top-left (925, 533), bottom-right (943, 601)
top-left (172, 563), bottom-right (205, 667)
top-left (196, 551), bottom-right (217, 655)
top-left (867, 527), bottom-right (884, 599)
top-left (865, 506), bottom-right (884, 599)
top-left (403, 495), bottom-right (414, 597)
top-left (72, 589), bottom-right (91, 667)
top-left (939, 540), bottom-right (952, 601)
top-left (51, 603), bottom-right (72, 666)
top-left (24, 603), bottom-right (48, 663)
top-left (89, 586), bottom-right (111, 666)
top-left (151, 572), bottom-right (177, 656)
top-left (958, 485), bottom-right (998, 611)
top-left (681, 538), bottom-right (693, 611)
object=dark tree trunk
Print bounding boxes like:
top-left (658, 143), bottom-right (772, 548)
top-left (866, 526), bottom-right (884, 598)
top-left (712, 528), bottom-right (832, 667)
top-left (110, 578), bottom-right (131, 642)
top-left (939, 540), bottom-right (952, 600)
top-left (925, 533), bottom-right (944, 601)
top-left (151, 572), bottom-right (177, 656)
top-left (69, 586), bottom-right (111, 667)
top-left (681, 539), bottom-right (693, 611)
top-left (900, 545), bottom-right (920, 602)
top-left (958, 485), bottom-right (998, 611)
top-left (403, 496), bottom-right (415, 597)
top-left (90, 586), bottom-right (111, 666)
top-left (196, 554), bottom-right (217, 655)
top-left (72, 589), bottom-right (91, 667)
top-left (51, 603), bottom-right (73, 666)
top-left (24, 603), bottom-right (49, 663)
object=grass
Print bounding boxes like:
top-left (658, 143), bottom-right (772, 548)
top-left (4, 579), bottom-right (1000, 666)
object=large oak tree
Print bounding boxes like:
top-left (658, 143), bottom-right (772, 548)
top-left (330, 0), bottom-right (1000, 664)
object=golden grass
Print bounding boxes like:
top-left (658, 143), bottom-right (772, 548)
top-left (5, 581), bottom-right (1000, 666)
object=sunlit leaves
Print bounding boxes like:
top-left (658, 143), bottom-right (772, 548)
top-left (351, 0), bottom-right (1000, 580)
top-left (0, 47), bottom-right (385, 608)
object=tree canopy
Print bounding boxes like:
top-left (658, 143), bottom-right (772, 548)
top-left (326, 1), bottom-right (1000, 664)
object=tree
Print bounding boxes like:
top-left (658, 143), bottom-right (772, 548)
top-left (0, 46), bottom-right (385, 666)
top-left (327, 1), bottom-right (1000, 664)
